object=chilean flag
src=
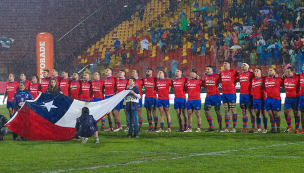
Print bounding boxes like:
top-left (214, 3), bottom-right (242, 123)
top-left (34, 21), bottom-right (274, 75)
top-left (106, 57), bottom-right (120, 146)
top-left (6, 90), bottom-right (130, 141)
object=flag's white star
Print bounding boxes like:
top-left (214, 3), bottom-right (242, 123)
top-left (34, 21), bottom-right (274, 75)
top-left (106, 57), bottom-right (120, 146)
top-left (41, 101), bottom-right (57, 112)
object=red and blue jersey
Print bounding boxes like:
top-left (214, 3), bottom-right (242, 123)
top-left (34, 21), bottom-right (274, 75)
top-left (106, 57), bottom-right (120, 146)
top-left (40, 77), bottom-right (50, 93)
top-left (172, 77), bottom-right (187, 99)
top-left (53, 76), bottom-right (62, 86)
top-left (116, 78), bottom-right (129, 93)
top-left (264, 77), bottom-right (283, 100)
top-left (220, 69), bottom-right (239, 94)
top-left (30, 82), bottom-right (40, 99)
top-left (284, 74), bottom-right (300, 98)
top-left (203, 73), bottom-right (220, 97)
top-left (59, 78), bottom-right (70, 97)
top-left (5, 81), bottom-right (19, 102)
top-left (80, 80), bottom-right (93, 101)
top-left (22, 80), bottom-right (31, 91)
top-left (251, 77), bottom-right (266, 99)
top-left (70, 79), bottom-right (82, 100)
top-left (135, 78), bottom-right (143, 99)
top-left (185, 79), bottom-right (202, 100)
top-left (92, 79), bottom-right (104, 99)
top-left (143, 76), bottom-right (157, 98)
top-left (238, 71), bottom-right (254, 95)
top-left (156, 78), bottom-right (172, 100)
top-left (104, 76), bottom-right (117, 96)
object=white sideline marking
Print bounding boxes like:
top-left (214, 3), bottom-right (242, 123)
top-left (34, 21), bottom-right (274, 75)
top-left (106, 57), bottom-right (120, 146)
top-left (44, 141), bottom-right (304, 173)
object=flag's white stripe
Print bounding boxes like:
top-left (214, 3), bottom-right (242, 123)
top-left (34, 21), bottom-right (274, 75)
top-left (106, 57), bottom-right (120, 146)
top-left (55, 90), bottom-right (130, 128)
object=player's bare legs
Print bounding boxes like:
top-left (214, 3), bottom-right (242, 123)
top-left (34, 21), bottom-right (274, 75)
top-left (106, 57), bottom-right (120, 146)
top-left (164, 107), bottom-right (171, 132)
top-left (194, 109), bottom-right (201, 132)
top-left (268, 110), bottom-right (281, 133)
top-left (181, 108), bottom-right (187, 130)
top-left (187, 109), bottom-right (193, 131)
top-left (112, 110), bottom-right (122, 131)
top-left (254, 109), bottom-right (268, 133)
top-left (8, 108), bottom-right (14, 117)
top-left (146, 107), bottom-right (158, 132)
top-left (300, 111), bottom-right (304, 134)
top-left (248, 107), bottom-right (255, 132)
top-left (105, 112), bottom-right (113, 131)
top-left (284, 108), bottom-right (293, 133)
top-left (230, 103), bottom-right (237, 132)
top-left (221, 103), bottom-right (230, 132)
top-left (176, 108), bottom-right (187, 131)
top-left (156, 107), bottom-right (171, 132)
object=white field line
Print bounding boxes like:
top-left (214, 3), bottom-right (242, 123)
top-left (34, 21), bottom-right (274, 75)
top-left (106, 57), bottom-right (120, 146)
top-left (44, 141), bottom-right (304, 173)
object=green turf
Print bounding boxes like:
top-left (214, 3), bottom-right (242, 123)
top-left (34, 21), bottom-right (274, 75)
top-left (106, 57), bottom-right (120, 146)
top-left (0, 105), bottom-right (304, 173)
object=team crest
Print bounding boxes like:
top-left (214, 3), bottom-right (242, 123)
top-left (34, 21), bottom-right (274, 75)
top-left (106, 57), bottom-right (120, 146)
top-left (195, 81), bottom-right (197, 83)
top-left (229, 72), bottom-right (231, 75)
top-left (292, 79), bottom-right (294, 81)
top-left (246, 73), bottom-right (249, 76)
top-left (98, 83), bottom-right (100, 85)
top-left (151, 79), bottom-right (153, 82)
top-left (212, 77), bottom-right (214, 79)
top-left (273, 78), bottom-right (275, 81)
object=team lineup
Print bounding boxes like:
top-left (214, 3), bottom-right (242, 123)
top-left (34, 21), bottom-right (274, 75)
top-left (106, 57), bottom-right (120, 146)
top-left (3, 60), bottom-right (304, 134)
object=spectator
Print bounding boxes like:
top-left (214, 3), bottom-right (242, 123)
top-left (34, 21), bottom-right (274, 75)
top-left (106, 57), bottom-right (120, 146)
top-left (125, 78), bottom-right (141, 138)
top-left (150, 30), bottom-right (157, 43)
top-left (223, 43), bottom-right (230, 61)
top-left (274, 48), bottom-right (280, 65)
top-left (45, 78), bottom-right (63, 94)
top-left (290, 50), bottom-right (297, 68)
top-left (236, 50), bottom-right (244, 67)
top-left (179, 10), bottom-right (186, 20)
top-left (121, 50), bottom-right (127, 65)
top-left (128, 51), bottom-right (134, 65)
top-left (207, 18), bottom-right (214, 35)
top-left (257, 36), bottom-right (266, 46)
top-left (259, 50), bottom-right (267, 65)
top-left (133, 39), bottom-right (137, 50)
top-left (140, 38), bottom-right (149, 51)
top-left (210, 1), bottom-right (215, 13)
top-left (191, 41), bottom-right (197, 55)
top-left (0, 114), bottom-right (8, 141)
top-left (200, 40), bottom-right (207, 56)
top-left (104, 52), bottom-right (111, 68)
top-left (114, 39), bottom-right (121, 50)
top-left (296, 51), bottom-right (303, 73)
top-left (266, 50), bottom-right (273, 66)
top-left (169, 0), bottom-right (176, 17)
top-left (257, 42), bottom-right (264, 55)
top-left (75, 107), bottom-right (99, 143)
top-left (232, 50), bottom-right (237, 67)
top-left (181, 17), bottom-right (189, 31)
top-left (193, 0), bottom-right (199, 8)
top-left (171, 59), bottom-right (179, 74)
top-left (139, 6), bottom-right (145, 21)
top-left (159, 39), bottom-right (167, 54)
top-left (282, 51), bottom-right (291, 65)
top-left (250, 50), bottom-right (258, 65)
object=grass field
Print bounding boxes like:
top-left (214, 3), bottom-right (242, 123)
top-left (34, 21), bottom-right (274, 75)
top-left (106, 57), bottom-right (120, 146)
top-left (0, 104), bottom-right (304, 173)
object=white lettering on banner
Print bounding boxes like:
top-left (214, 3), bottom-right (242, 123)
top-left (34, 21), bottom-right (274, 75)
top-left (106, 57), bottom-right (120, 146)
top-left (39, 41), bottom-right (46, 78)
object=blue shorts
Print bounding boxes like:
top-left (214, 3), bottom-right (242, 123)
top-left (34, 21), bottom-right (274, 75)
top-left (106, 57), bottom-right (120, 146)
top-left (186, 100), bottom-right (201, 110)
top-left (265, 98), bottom-right (281, 112)
top-left (114, 99), bottom-right (126, 111)
top-left (174, 98), bottom-right (186, 109)
top-left (6, 101), bottom-right (12, 109)
top-left (222, 94), bottom-right (236, 104)
top-left (253, 99), bottom-right (265, 110)
top-left (105, 95), bottom-right (114, 99)
top-left (205, 94), bottom-right (221, 107)
top-left (299, 95), bottom-right (304, 110)
top-left (284, 97), bottom-right (299, 111)
top-left (144, 97), bottom-right (157, 108)
top-left (92, 97), bottom-right (103, 102)
top-left (157, 99), bottom-right (170, 108)
top-left (138, 99), bottom-right (142, 108)
top-left (240, 94), bottom-right (253, 107)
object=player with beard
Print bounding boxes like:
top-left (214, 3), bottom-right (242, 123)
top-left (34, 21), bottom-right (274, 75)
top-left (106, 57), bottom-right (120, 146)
top-left (60, 71), bottom-right (70, 97)
top-left (70, 73), bottom-right (82, 100)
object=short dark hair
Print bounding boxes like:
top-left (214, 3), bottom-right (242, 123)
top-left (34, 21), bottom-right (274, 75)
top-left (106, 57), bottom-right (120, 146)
top-left (106, 68), bottom-right (113, 73)
top-left (255, 68), bottom-right (262, 72)
top-left (224, 60), bottom-right (231, 65)
top-left (52, 68), bottom-right (59, 73)
top-left (119, 70), bottom-right (126, 74)
top-left (20, 73), bottom-right (26, 76)
top-left (206, 65), bottom-right (213, 69)
top-left (9, 73), bottom-right (15, 77)
top-left (84, 72), bottom-right (90, 76)
top-left (19, 81), bottom-right (26, 87)
top-left (95, 71), bottom-right (101, 77)
top-left (32, 75), bottom-right (39, 81)
top-left (176, 68), bottom-right (183, 73)
top-left (82, 107), bottom-right (90, 114)
top-left (147, 68), bottom-right (153, 72)
top-left (133, 69), bottom-right (140, 75)
top-left (129, 77), bottom-right (136, 82)
top-left (270, 67), bottom-right (276, 72)
top-left (286, 67), bottom-right (293, 71)
top-left (159, 70), bottom-right (166, 77)
top-left (43, 69), bottom-right (49, 73)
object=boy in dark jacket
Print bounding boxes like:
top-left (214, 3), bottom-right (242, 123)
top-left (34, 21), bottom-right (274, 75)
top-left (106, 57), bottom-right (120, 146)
top-left (0, 114), bottom-right (8, 141)
top-left (75, 107), bottom-right (99, 143)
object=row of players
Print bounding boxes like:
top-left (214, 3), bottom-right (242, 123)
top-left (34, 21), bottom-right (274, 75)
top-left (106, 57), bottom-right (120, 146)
top-left (4, 61), bottom-right (304, 134)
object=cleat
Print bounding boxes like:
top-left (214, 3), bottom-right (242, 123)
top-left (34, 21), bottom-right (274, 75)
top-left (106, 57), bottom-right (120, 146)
top-left (248, 129), bottom-right (255, 133)
top-left (124, 127), bottom-right (129, 132)
top-left (126, 135), bottom-right (132, 138)
top-left (152, 128), bottom-right (157, 132)
top-left (155, 128), bottom-right (164, 133)
top-left (133, 135), bottom-right (139, 138)
top-left (195, 128), bottom-right (201, 132)
top-left (176, 129), bottom-right (184, 132)
top-left (262, 129), bottom-right (268, 133)
top-left (294, 130), bottom-right (299, 134)
top-left (268, 128), bottom-right (276, 133)
top-left (145, 128), bottom-right (153, 132)
top-left (284, 127), bottom-right (292, 133)
top-left (105, 128), bottom-right (113, 132)
top-left (220, 128), bottom-right (230, 132)
top-left (100, 127), bottom-right (104, 131)
top-left (297, 131), bottom-right (304, 134)
top-left (13, 138), bottom-right (18, 141)
top-left (204, 128), bottom-right (214, 132)
top-left (165, 128), bottom-right (171, 132)
top-left (230, 128), bottom-right (237, 133)
top-left (94, 137), bottom-right (99, 143)
top-left (81, 137), bottom-right (88, 143)
top-left (184, 128), bottom-right (193, 132)
top-left (217, 128), bottom-right (223, 132)
top-left (113, 127), bottom-right (122, 132)
top-left (277, 128), bottom-right (281, 133)
top-left (241, 128), bottom-right (248, 132)
top-left (254, 129), bottom-right (262, 133)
